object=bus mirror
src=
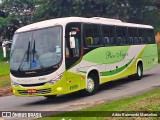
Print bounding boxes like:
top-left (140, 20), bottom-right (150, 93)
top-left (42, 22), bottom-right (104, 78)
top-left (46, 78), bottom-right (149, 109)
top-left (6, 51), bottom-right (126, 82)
top-left (69, 32), bottom-right (76, 48)
top-left (70, 31), bottom-right (76, 36)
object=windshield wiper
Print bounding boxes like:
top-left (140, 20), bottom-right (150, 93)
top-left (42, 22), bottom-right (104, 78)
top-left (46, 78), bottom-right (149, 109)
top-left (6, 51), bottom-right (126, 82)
top-left (18, 41), bottom-right (30, 71)
top-left (32, 40), bottom-right (44, 69)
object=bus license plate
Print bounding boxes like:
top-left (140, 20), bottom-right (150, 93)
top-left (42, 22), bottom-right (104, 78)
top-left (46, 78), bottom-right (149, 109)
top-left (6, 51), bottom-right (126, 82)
top-left (28, 89), bottom-right (37, 93)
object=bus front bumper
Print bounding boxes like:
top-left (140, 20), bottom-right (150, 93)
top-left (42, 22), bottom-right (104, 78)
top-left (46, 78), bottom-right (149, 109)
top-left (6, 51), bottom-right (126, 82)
top-left (11, 83), bottom-right (67, 96)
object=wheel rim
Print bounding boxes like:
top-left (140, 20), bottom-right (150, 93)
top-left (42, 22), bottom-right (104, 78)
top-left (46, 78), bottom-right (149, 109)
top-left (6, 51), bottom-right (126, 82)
top-left (86, 78), bottom-right (95, 93)
top-left (138, 66), bottom-right (142, 77)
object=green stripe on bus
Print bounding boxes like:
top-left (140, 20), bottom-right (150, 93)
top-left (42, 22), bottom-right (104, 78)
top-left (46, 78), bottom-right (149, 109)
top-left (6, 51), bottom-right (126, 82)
top-left (79, 58), bottom-right (134, 77)
top-left (100, 58), bottom-right (134, 77)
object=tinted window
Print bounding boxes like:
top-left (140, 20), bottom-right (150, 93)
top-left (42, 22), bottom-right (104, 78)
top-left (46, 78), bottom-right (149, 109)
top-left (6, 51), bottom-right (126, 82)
top-left (101, 25), bottom-right (110, 46)
top-left (138, 28), bottom-right (147, 44)
top-left (84, 24), bottom-right (101, 47)
top-left (65, 23), bottom-right (81, 58)
top-left (109, 26), bottom-right (116, 45)
top-left (116, 26), bottom-right (123, 45)
top-left (128, 27), bottom-right (138, 44)
top-left (147, 29), bottom-right (155, 44)
top-left (65, 22), bottom-right (82, 69)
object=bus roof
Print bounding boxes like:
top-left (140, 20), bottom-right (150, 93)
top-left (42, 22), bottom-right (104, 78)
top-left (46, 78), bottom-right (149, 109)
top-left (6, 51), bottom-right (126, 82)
top-left (16, 17), bottom-right (153, 33)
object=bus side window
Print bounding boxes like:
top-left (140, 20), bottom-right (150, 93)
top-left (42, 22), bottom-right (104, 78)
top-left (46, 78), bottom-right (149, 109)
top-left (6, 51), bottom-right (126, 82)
top-left (109, 26), bottom-right (116, 45)
top-left (147, 29), bottom-right (155, 44)
top-left (103, 37), bottom-right (110, 45)
top-left (85, 37), bottom-right (93, 46)
top-left (129, 37), bottom-right (133, 44)
top-left (128, 27), bottom-right (135, 45)
top-left (141, 29), bottom-right (147, 44)
top-left (116, 26), bottom-right (127, 45)
top-left (122, 27), bottom-right (127, 45)
top-left (92, 24), bottom-right (101, 46)
top-left (147, 37), bottom-right (151, 44)
top-left (71, 35), bottom-right (80, 57)
top-left (102, 25), bottom-right (110, 46)
top-left (84, 24), bottom-right (101, 47)
top-left (132, 28), bottom-right (138, 45)
top-left (65, 23), bottom-right (81, 58)
top-left (134, 37), bottom-right (138, 44)
top-left (65, 22), bottom-right (81, 69)
top-left (84, 24), bottom-right (93, 47)
top-left (139, 37), bottom-right (143, 44)
top-left (72, 37), bottom-right (80, 57)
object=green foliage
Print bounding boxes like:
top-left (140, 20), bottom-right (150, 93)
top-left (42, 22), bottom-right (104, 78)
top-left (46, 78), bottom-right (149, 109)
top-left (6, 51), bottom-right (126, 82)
top-left (0, 0), bottom-right (35, 40)
top-left (143, 10), bottom-right (160, 33)
top-left (0, 62), bottom-right (10, 76)
top-left (0, 0), bottom-right (160, 40)
top-left (32, 0), bottom-right (131, 22)
top-left (39, 88), bottom-right (160, 120)
top-left (0, 17), bottom-right (10, 29)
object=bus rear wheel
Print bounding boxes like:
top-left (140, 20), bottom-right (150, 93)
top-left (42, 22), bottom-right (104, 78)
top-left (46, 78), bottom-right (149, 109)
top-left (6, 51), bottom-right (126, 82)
top-left (135, 63), bottom-right (143, 80)
top-left (83, 73), bottom-right (99, 96)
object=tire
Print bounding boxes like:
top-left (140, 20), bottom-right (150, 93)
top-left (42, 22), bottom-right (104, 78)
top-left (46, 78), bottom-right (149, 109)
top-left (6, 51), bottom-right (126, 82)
top-left (82, 73), bottom-right (99, 96)
top-left (135, 63), bottom-right (143, 80)
top-left (44, 95), bottom-right (56, 99)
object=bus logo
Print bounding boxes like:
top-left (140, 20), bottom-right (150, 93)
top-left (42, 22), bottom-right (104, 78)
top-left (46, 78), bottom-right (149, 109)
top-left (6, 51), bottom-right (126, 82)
top-left (32, 60), bottom-right (37, 68)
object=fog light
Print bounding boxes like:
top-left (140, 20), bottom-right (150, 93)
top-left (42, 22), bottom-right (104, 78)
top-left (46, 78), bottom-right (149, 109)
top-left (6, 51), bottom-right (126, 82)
top-left (56, 87), bottom-right (62, 91)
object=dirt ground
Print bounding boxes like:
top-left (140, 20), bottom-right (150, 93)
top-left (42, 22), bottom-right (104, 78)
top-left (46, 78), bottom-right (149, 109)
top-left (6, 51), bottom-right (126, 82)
top-left (0, 86), bottom-right (12, 97)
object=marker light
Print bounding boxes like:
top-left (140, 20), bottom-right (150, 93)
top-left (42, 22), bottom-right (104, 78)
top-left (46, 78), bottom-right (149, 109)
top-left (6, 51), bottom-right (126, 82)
top-left (47, 74), bottom-right (63, 85)
top-left (11, 80), bottom-right (20, 87)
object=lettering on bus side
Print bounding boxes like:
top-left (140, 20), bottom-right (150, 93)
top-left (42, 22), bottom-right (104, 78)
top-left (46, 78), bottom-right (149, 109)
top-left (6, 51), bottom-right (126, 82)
top-left (106, 51), bottom-right (127, 59)
top-left (70, 85), bottom-right (78, 90)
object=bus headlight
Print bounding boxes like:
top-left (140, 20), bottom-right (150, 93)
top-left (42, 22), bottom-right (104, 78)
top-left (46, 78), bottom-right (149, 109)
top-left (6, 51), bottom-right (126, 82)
top-left (47, 74), bottom-right (63, 85)
top-left (11, 80), bottom-right (20, 87)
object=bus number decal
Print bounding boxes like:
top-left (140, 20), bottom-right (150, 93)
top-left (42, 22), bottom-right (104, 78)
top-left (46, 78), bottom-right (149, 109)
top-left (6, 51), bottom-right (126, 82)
top-left (70, 85), bottom-right (78, 90)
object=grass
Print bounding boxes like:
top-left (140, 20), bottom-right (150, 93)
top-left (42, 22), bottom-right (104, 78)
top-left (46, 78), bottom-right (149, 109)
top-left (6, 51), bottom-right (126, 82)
top-left (0, 62), bottom-right (10, 76)
top-left (0, 75), bottom-right (10, 87)
top-left (0, 48), bottom-right (10, 89)
top-left (39, 88), bottom-right (160, 120)
top-left (0, 62), bottom-right (11, 95)
top-left (157, 43), bottom-right (160, 63)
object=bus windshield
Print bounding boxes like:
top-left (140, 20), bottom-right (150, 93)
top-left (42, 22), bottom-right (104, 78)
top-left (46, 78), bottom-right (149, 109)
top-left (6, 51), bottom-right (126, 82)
top-left (10, 26), bottom-right (62, 71)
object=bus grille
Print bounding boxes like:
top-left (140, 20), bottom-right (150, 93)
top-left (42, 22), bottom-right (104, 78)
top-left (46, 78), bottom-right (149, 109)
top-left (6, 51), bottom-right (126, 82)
top-left (18, 88), bottom-right (51, 95)
top-left (20, 83), bottom-right (46, 87)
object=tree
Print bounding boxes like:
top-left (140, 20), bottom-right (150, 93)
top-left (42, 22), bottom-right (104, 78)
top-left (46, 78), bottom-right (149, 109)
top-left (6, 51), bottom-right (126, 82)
top-left (33, 0), bottom-right (131, 22)
top-left (0, 17), bottom-right (10, 44)
top-left (0, 0), bottom-right (36, 40)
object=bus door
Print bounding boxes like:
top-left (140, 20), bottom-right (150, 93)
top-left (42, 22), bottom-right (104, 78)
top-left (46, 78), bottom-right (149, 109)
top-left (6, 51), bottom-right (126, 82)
top-left (65, 22), bottom-right (82, 92)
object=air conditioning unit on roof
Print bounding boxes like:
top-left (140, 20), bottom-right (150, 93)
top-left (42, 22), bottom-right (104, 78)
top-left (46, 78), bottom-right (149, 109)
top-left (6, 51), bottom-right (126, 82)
top-left (91, 17), bottom-right (122, 23)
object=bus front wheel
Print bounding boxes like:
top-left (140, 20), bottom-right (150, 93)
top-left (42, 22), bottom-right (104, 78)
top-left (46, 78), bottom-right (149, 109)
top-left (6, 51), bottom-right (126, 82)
top-left (83, 73), bottom-right (99, 96)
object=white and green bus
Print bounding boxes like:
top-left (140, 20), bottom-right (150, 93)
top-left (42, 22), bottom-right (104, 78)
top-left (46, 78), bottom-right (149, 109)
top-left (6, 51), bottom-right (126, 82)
top-left (10, 17), bottom-right (158, 97)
